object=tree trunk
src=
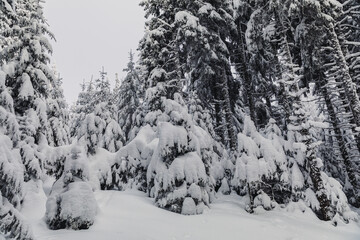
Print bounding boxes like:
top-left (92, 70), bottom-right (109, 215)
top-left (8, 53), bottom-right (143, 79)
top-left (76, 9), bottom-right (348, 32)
top-left (327, 24), bottom-right (360, 127)
top-left (320, 76), bottom-right (359, 206)
top-left (305, 135), bottom-right (333, 221)
top-left (232, 20), bottom-right (257, 127)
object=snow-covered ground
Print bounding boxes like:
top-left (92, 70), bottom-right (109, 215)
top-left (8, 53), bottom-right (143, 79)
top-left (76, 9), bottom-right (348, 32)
top-left (21, 180), bottom-right (360, 240)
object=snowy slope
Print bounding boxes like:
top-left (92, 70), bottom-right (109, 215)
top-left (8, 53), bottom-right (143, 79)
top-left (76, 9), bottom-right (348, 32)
top-left (21, 180), bottom-right (360, 240)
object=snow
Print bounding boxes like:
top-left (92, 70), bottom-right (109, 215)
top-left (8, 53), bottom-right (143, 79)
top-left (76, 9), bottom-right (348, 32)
top-left (31, 39), bottom-right (42, 56)
top-left (175, 11), bottom-right (199, 29)
top-left (20, 48), bottom-right (30, 64)
top-left (291, 162), bottom-right (305, 190)
top-left (181, 197), bottom-right (197, 215)
top-left (198, 3), bottom-right (213, 15)
top-left (158, 122), bottom-right (188, 157)
top-left (21, 186), bottom-right (360, 240)
top-left (45, 175), bottom-right (97, 230)
top-left (0, 71), bottom-right (5, 86)
top-left (168, 152), bottom-right (207, 186)
top-left (0, 133), bottom-right (23, 206)
top-left (34, 69), bottom-right (49, 87)
top-left (19, 73), bottom-right (34, 99)
top-left (58, 182), bottom-right (97, 223)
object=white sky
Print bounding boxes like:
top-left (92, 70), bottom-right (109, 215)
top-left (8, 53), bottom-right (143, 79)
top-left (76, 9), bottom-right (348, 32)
top-left (43, 0), bottom-right (145, 105)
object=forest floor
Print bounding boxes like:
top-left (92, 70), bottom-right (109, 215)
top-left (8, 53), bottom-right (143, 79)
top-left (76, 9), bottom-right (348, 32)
top-left (21, 180), bottom-right (360, 240)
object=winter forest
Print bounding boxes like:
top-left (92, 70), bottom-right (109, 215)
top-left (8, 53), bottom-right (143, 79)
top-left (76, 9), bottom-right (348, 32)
top-left (1, 0), bottom-right (360, 239)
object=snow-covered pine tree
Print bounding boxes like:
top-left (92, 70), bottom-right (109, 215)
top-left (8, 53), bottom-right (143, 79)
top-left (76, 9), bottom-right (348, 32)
top-left (46, 69), bottom-right (70, 147)
top-left (1, 0), bottom-right (56, 181)
top-left (336, 0), bottom-right (360, 97)
top-left (0, 0), bottom-right (16, 50)
top-left (231, 0), bottom-right (263, 129)
top-left (332, 0), bottom-right (360, 205)
top-left (45, 145), bottom-right (97, 230)
top-left (0, 69), bottom-right (33, 239)
top-left (0, 198), bottom-right (33, 240)
top-left (175, 0), bottom-right (238, 149)
top-left (243, 1), bottom-right (278, 128)
top-left (232, 115), bottom-right (290, 212)
top-left (272, 8), bottom-right (334, 219)
top-left (0, 132), bottom-right (33, 240)
top-left (312, 0), bottom-right (360, 130)
top-left (77, 69), bottom-right (124, 155)
top-left (290, 0), bottom-right (360, 208)
top-left (276, 21), bottom-right (355, 221)
top-left (112, 0), bottom-right (218, 215)
top-left (318, 47), bottom-right (360, 206)
top-left (70, 80), bottom-right (94, 138)
top-left (145, 80), bottom-right (215, 215)
top-left (116, 51), bottom-right (143, 142)
top-left (94, 67), bottom-right (111, 106)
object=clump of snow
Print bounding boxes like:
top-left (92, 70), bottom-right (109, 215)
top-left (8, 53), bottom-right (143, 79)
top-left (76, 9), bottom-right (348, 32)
top-left (19, 73), bottom-right (34, 100)
top-left (181, 197), bottom-right (197, 215)
top-left (253, 191), bottom-right (273, 210)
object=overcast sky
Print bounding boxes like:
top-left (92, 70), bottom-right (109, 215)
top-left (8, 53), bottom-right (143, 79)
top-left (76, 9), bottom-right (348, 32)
top-left (44, 0), bottom-right (145, 105)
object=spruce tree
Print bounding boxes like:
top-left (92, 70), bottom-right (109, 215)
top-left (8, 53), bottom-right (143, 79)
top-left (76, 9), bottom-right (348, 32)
top-left (119, 0), bottom-right (218, 214)
top-left (291, 0), bottom-right (360, 207)
top-left (1, 0), bottom-right (56, 181)
top-left (116, 51), bottom-right (142, 142)
top-left (0, 69), bottom-right (33, 239)
top-left (45, 145), bottom-right (97, 230)
top-left (70, 80), bottom-right (94, 138)
top-left (46, 71), bottom-right (70, 147)
top-left (77, 69), bottom-right (124, 155)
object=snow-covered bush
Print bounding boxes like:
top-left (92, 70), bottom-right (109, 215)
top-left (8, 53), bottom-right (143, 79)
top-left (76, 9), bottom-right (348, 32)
top-left (45, 145), bottom-right (97, 230)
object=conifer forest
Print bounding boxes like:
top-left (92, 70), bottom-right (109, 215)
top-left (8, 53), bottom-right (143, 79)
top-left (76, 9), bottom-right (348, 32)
top-left (1, 0), bottom-right (360, 239)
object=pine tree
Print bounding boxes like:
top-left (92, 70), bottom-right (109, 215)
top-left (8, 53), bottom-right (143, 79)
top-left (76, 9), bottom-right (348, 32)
top-left (232, 116), bottom-right (291, 212)
top-left (46, 70), bottom-right (70, 147)
top-left (1, 0), bottom-right (56, 181)
top-left (338, 0), bottom-right (360, 97)
top-left (117, 0), bottom-right (219, 214)
top-left (116, 51), bottom-right (143, 142)
top-left (70, 80), bottom-right (94, 138)
top-left (0, 0), bottom-right (16, 50)
top-left (0, 131), bottom-right (33, 240)
top-left (0, 69), bottom-right (33, 239)
top-left (0, 196), bottom-right (34, 240)
top-left (77, 69), bottom-right (124, 155)
top-left (45, 145), bottom-right (97, 230)
top-left (291, 0), bottom-right (360, 208)
top-left (174, 0), bottom-right (239, 149)
top-left (277, 26), bottom-right (341, 221)
top-left (231, 0), bottom-right (262, 128)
